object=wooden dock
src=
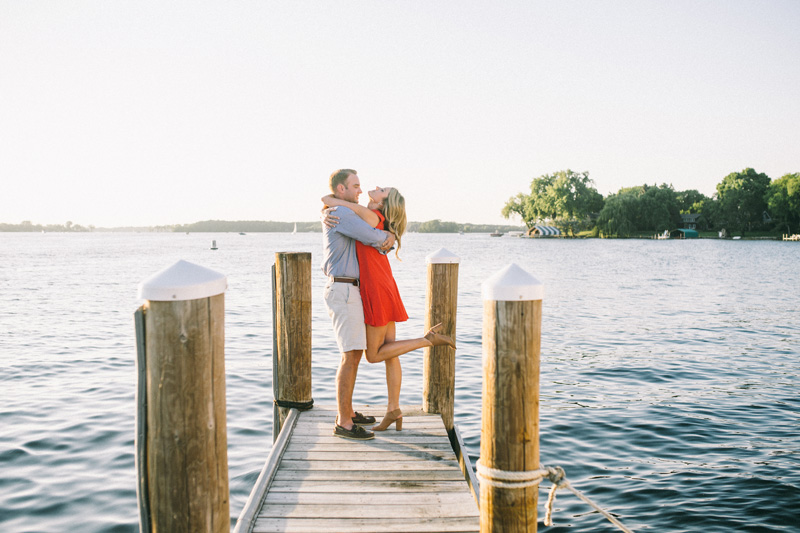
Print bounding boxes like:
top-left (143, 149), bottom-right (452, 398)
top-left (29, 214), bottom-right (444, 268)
top-left (136, 254), bottom-right (550, 532)
top-left (234, 405), bottom-right (480, 533)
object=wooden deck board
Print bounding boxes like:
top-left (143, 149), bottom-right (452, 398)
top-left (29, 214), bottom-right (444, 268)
top-left (252, 517), bottom-right (479, 533)
top-left (267, 480), bottom-right (473, 493)
top-left (258, 502), bottom-right (478, 520)
top-left (271, 469), bottom-right (466, 482)
top-left (243, 405), bottom-right (480, 533)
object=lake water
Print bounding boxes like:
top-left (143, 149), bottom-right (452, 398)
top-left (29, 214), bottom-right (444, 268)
top-left (1, 232), bottom-right (798, 532)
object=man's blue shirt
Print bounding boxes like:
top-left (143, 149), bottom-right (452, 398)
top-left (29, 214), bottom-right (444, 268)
top-left (321, 206), bottom-right (386, 278)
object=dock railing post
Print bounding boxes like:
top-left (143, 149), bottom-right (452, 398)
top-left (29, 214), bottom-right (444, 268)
top-left (135, 260), bottom-right (230, 533)
top-left (422, 247), bottom-right (460, 431)
top-left (272, 252), bottom-right (313, 436)
top-left (479, 263), bottom-right (544, 532)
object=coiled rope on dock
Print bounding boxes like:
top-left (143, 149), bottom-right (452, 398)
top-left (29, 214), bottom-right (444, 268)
top-left (476, 461), bottom-right (635, 533)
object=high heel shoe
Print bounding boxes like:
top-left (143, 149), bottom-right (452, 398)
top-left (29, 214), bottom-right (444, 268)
top-left (425, 323), bottom-right (456, 349)
top-left (372, 409), bottom-right (403, 431)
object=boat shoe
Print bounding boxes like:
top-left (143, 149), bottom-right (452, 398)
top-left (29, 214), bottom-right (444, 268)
top-left (333, 422), bottom-right (375, 440)
top-left (351, 412), bottom-right (376, 425)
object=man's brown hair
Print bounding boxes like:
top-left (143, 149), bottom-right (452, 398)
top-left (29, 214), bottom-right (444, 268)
top-left (329, 169), bottom-right (357, 193)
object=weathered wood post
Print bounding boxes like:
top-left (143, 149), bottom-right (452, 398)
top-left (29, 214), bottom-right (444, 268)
top-left (272, 252), bottom-right (313, 437)
top-left (422, 247), bottom-right (460, 431)
top-left (479, 263), bottom-right (544, 532)
top-left (135, 260), bottom-right (229, 533)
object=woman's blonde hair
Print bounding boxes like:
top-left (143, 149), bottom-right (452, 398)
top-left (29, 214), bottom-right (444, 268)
top-left (381, 188), bottom-right (407, 258)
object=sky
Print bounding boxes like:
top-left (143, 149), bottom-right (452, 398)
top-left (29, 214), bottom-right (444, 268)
top-left (1, 1), bottom-right (799, 228)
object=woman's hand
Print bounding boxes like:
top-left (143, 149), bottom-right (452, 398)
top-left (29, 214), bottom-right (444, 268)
top-left (380, 231), bottom-right (396, 252)
top-left (321, 206), bottom-right (340, 229)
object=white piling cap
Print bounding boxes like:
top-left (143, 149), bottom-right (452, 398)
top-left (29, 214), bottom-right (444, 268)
top-left (426, 247), bottom-right (460, 264)
top-left (481, 263), bottom-right (544, 301)
top-left (137, 260), bottom-right (227, 301)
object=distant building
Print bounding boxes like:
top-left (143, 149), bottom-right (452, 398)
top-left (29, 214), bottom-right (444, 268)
top-left (680, 213), bottom-right (701, 229)
top-left (669, 228), bottom-right (699, 239)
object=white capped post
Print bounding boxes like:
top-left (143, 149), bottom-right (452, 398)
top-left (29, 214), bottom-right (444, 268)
top-left (134, 260), bottom-right (230, 533)
top-left (137, 259), bottom-right (227, 301)
top-left (423, 247), bottom-right (460, 431)
top-left (479, 263), bottom-right (544, 532)
top-left (426, 247), bottom-right (461, 265)
top-left (480, 263), bottom-right (544, 301)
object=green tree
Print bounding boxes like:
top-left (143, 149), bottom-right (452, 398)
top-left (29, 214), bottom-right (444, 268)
top-left (766, 172), bottom-right (800, 234)
top-left (500, 193), bottom-right (534, 230)
top-left (595, 184), bottom-right (681, 235)
top-left (639, 185), bottom-right (681, 232)
top-left (715, 168), bottom-right (771, 235)
top-left (502, 169), bottom-right (604, 235)
top-left (596, 191), bottom-right (637, 237)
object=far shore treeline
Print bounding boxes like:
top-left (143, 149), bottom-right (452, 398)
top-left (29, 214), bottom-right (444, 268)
top-left (5, 167), bottom-right (798, 237)
top-left (503, 168), bottom-right (800, 238)
top-left (0, 219), bottom-right (523, 234)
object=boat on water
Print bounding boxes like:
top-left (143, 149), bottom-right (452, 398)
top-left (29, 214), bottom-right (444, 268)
top-left (292, 223), bottom-right (297, 234)
top-left (490, 230), bottom-right (504, 237)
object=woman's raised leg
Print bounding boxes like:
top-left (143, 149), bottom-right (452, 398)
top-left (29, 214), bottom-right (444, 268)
top-left (365, 322), bottom-right (430, 364)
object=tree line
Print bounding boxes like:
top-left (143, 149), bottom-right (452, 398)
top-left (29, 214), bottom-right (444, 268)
top-left (0, 219), bottom-right (524, 234)
top-left (502, 168), bottom-right (800, 237)
top-left (0, 220), bottom-right (94, 232)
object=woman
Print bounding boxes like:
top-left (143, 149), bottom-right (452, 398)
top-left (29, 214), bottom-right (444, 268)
top-left (322, 186), bottom-right (455, 431)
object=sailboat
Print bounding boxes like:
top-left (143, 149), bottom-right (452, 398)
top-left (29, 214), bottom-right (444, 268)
top-left (292, 223), bottom-right (297, 234)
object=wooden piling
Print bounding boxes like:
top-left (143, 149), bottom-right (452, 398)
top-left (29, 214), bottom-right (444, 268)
top-left (272, 252), bottom-right (313, 432)
top-left (479, 263), bottom-right (544, 533)
top-left (136, 260), bottom-right (230, 533)
top-left (422, 248), bottom-right (460, 431)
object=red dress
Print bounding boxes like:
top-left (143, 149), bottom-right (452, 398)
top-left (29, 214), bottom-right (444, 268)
top-left (356, 210), bottom-right (408, 327)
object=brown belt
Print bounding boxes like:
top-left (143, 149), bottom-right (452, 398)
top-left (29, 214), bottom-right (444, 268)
top-left (331, 276), bottom-right (359, 287)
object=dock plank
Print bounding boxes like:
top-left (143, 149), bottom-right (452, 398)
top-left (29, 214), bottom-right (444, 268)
top-left (285, 440), bottom-right (454, 452)
top-left (267, 480), bottom-right (472, 493)
top-left (242, 405), bottom-right (480, 533)
top-left (291, 425), bottom-right (448, 437)
top-left (259, 502), bottom-right (477, 519)
top-left (281, 449), bottom-right (455, 461)
top-left (277, 459), bottom-right (460, 471)
top-left (263, 491), bottom-right (476, 507)
top-left (271, 469), bottom-right (466, 482)
top-left (252, 517), bottom-right (479, 533)
top-left (288, 434), bottom-right (452, 445)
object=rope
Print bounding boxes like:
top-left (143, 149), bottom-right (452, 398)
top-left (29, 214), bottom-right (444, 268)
top-left (476, 461), bottom-right (635, 533)
top-left (476, 460), bottom-right (558, 489)
top-left (273, 398), bottom-right (314, 411)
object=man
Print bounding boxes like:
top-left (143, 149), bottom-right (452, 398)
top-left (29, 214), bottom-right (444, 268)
top-left (321, 169), bottom-right (396, 440)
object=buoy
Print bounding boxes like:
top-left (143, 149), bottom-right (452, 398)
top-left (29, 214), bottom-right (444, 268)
top-left (211, 240), bottom-right (218, 250)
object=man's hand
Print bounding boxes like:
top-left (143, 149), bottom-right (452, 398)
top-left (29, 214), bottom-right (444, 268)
top-left (321, 206), bottom-right (340, 229)
top-left (381, 231), bottom-right (396, 252)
